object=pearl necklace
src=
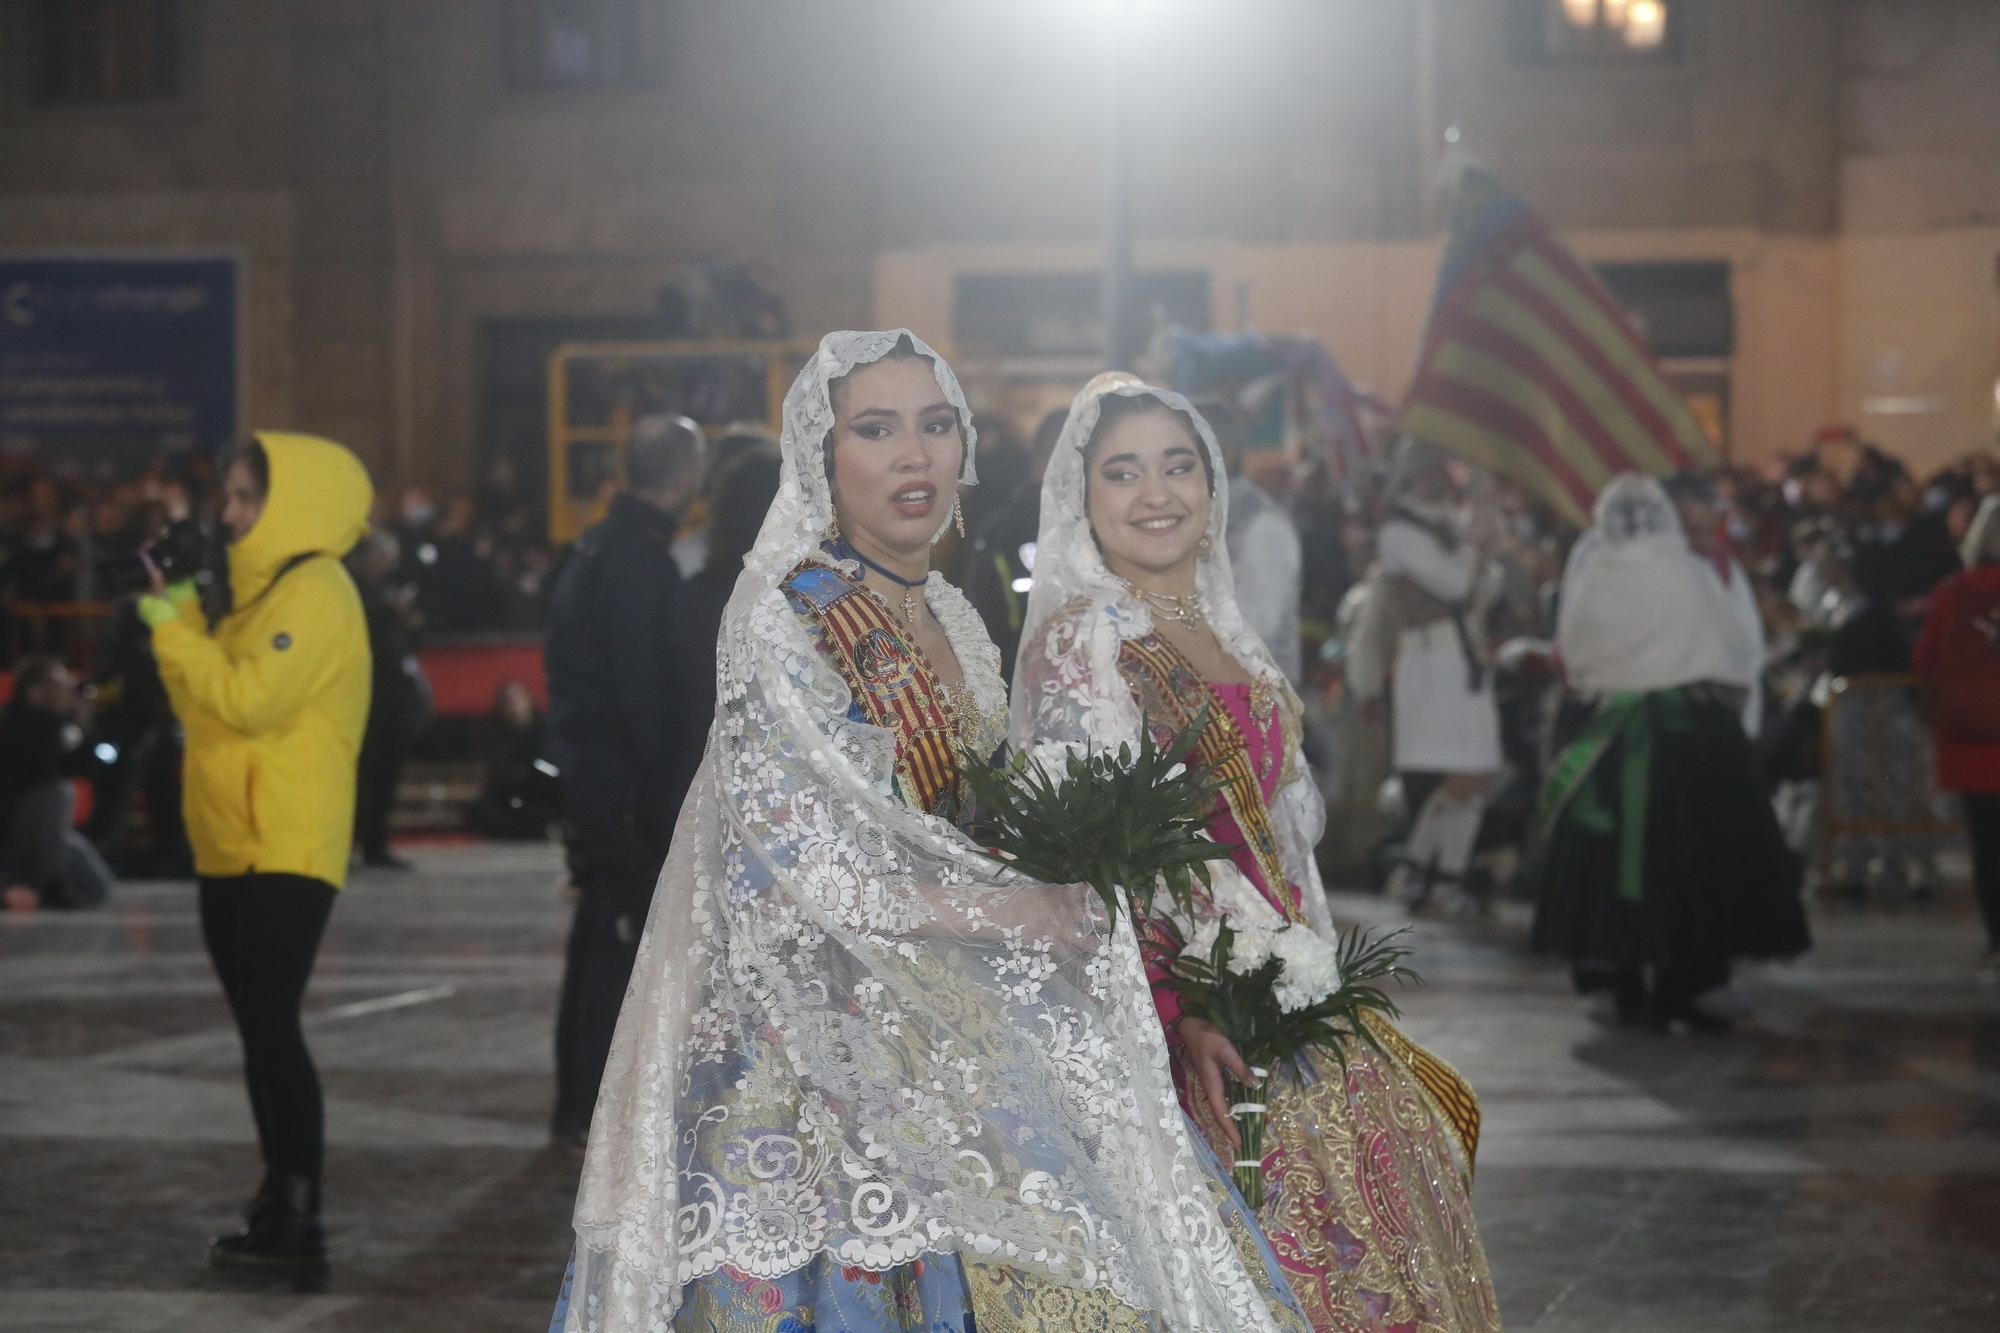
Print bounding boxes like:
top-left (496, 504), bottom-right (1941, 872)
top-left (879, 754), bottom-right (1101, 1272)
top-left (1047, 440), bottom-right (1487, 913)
top-left (1120, 578), bottom-right (1206, 629)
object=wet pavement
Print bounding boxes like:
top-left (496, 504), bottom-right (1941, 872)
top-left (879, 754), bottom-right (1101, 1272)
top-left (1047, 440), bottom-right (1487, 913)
top-left (2, 843), bottom-right (1996, 1331)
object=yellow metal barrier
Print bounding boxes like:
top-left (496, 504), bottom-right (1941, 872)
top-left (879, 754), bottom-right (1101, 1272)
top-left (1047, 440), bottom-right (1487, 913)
top-left (545, 338), bottom-right (816, 545)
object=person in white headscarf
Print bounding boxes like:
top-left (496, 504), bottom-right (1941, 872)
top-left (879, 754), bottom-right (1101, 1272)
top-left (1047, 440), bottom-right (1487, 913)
top-left (1011, 374), bottom-right (1501, 1333)
top-left (548, 333), bottom-right (1307, 1333)
top-left (1532, 475), bottom-right (1808, 1032)
top-left (1375, 441), bottom-right (1505, 910)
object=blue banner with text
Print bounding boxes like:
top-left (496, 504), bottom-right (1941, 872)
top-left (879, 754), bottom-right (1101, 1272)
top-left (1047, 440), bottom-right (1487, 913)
top-left (0, 255), bottom-right (238, 460)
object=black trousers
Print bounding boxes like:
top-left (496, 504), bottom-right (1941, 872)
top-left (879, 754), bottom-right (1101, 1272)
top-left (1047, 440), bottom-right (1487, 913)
top-left (199, 874), bottom-right (336, 1187)
top-left (354, 726), bottom-right (408, 861)
top-left (551, 889), bottom-right (643, 1136)
top-left (1965, 794), bottom-right (2000, 951)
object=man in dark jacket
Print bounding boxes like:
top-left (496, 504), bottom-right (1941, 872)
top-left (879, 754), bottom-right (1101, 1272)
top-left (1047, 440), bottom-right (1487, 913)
top-left (960, 408), bottom-right (1066, 684)
top-left (543, 413), bottom-right (705, 1144)
top-left (350, 532), bottom-right (430, 870)
top-left (1, 656), bottom-right (113, 911)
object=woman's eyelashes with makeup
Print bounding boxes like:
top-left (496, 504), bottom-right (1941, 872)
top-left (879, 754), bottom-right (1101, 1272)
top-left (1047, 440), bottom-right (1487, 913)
top-left (1097, 446), bottom-right (1202, 487)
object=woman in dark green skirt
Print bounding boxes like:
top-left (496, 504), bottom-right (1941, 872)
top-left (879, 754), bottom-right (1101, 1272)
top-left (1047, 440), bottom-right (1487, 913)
top-left (1532, 476), bottom-right (1809, 1031)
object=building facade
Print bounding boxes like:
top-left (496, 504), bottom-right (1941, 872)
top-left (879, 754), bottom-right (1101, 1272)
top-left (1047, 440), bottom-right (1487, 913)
top-left (0, 0), bottom-right (1993, 497)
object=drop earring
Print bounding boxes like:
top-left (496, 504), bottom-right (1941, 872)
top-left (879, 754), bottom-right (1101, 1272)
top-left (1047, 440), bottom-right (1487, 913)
top-left (1197, 534), bottom-right (1214, 559)
top-left (823, 508), bottom-right (840, 543)
top-left (936, 495), bottom-right (965, 545)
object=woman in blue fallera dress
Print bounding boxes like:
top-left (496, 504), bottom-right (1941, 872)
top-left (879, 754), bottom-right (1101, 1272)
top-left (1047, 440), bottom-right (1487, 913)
top-left (547, 331), bottom-right (1306, 1333)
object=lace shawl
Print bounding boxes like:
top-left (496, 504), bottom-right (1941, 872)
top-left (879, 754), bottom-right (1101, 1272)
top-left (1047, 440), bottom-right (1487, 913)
top-left (1558, 474), bottom-right (1748, 696)
top-left (1006, 374), bottom-right (1338, 945)
top-left (559, 332), bottom-right (1283, 1333)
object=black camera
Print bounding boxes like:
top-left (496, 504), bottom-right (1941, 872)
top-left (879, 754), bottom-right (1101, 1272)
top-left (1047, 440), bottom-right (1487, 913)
top-left (122, 518), bottom-right (219, 596)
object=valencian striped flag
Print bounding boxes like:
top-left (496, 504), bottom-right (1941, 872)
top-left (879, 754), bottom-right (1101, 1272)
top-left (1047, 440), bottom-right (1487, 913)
top-left (1400, 167), bottom-right (1718, 526)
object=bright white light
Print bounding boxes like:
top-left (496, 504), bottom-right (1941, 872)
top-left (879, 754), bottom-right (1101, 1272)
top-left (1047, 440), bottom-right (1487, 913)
top-left (1018, 541), bottom-right (1038, 572)
top-left (1624, 0), bottom-right (1666, 47)
top-left (1012, 577), bottom-right (1035, 594)
top-left (1444, 125), bottom-right (1462, 145)
top-left (417, 543), bottom-right (438, 566)
top-left (1560, 0), bottom-right (1597, 27)
top-left (94, 742), bottom-right (119, 764)
top-left (1071, 0), bottom-right (1177, 41)
top-left (534, 758), bottom-right (560, 777)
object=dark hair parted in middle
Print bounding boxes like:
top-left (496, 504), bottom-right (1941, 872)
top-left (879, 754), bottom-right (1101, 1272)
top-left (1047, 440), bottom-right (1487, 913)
top-left (1083, 392), bottom-right (1216, 494)
top-left (821, 334), bottom-right (965, 484)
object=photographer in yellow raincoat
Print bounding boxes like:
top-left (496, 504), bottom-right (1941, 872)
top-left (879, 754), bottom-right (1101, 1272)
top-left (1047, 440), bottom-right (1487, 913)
top-left (139, 431), bottom-right (372, 1278)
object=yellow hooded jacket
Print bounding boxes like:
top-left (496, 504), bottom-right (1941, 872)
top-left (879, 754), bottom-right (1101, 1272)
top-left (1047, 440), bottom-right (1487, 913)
top-left (152, 432), bottom-right (374, 890)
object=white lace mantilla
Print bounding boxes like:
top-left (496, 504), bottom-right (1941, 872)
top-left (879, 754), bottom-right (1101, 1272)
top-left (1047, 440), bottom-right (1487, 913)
top-left (558, 331), bottom-right (1283, 1332)
top-left (1007, 373), bottom-right (1338, 943)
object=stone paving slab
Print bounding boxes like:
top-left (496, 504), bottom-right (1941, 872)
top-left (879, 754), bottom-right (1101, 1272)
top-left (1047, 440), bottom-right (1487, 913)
top-left (2, 847), bottom-right (1997, 1330)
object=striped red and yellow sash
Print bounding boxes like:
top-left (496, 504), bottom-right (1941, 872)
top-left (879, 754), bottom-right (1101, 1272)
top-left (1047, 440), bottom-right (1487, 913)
top-left (1115, 633), bottom-right (1297, 924)
top-left (1116, 632), bottom-right (1485, 1175)
top-left (1364, 1012), bottom-right (1483, 1178)
top-left (784, 560), bottom-right (963, 819)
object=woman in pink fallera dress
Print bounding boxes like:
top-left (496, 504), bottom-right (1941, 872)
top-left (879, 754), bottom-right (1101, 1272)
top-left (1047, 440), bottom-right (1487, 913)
top-left (1011, 373), bottom-right (1503, 1333)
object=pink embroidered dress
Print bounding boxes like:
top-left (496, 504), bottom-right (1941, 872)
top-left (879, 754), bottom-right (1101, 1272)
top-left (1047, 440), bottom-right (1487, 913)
top-left (1115, 633), bottom-right (1503, 1333)
top-left (1011, 371), bottom-right (1502, 1333)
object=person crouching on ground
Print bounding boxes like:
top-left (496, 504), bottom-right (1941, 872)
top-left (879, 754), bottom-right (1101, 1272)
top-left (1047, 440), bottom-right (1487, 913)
top-left (0, 655), bottom-right (114, 911)
top-left (139, 432), bottom-right (373, 1277)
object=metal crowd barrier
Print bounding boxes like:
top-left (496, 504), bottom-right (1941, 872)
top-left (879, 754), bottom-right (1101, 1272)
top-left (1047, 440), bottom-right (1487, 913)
top-left (1, 600), bottom-right (113, 675)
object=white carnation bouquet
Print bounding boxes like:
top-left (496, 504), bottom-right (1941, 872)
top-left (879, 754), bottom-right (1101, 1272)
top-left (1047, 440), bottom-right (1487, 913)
top-left (1165, 863), bottom-right (1417, 1207)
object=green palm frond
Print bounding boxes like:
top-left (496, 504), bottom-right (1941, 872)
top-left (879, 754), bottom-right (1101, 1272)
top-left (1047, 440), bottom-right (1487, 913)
top-left (1172, 923), bottom-right (1421, 1075)
top-left (963, 714), bottom-right (1228, 927)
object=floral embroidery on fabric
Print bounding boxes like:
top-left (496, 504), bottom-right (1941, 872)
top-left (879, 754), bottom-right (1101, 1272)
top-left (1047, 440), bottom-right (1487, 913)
top-left (556, 332), bottom-right (1292, 1333)
top-left (1008, 371), bottom-right (1501, 1333)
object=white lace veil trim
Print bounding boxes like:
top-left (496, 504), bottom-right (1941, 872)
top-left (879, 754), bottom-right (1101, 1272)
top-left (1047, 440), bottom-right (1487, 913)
top-left (746, 328), bottom-right (976, 589)
top-left (1006, 373), bottom-right (1337, 943)
top-left (559, 334), bottom-right (1283, 1333)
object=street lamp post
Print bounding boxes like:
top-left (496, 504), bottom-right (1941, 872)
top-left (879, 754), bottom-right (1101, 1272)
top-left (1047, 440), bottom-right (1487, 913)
top-left (1101, 6), bottom-right (1137, 371)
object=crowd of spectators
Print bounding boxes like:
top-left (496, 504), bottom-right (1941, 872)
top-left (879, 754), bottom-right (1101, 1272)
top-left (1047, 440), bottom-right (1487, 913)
top-left (954, 410), bottom-right (1999, 917)
top-left (4, 420), bottom-right (1994, 918)
top-left (0, 447), bottom-right (567, 905)
top-left (0, 451), bottom-right (558, 640)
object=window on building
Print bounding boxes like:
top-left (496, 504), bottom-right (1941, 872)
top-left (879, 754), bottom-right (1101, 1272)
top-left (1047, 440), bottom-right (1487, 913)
top-left (501, 0), bottom-right (666, 91)
top-left (1509, 0), bottom-right (1680, 63)
top-left (33, 0), bottom-right (180, 103)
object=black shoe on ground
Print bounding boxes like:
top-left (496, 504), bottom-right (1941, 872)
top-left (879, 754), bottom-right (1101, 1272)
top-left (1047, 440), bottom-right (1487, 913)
top-left (211, 1175), bottom-right (326, 1273)
top-left (1652, 996), bottom-right (1734, 1035)
top-left (1612, 973), bottom-right (1648, 1028)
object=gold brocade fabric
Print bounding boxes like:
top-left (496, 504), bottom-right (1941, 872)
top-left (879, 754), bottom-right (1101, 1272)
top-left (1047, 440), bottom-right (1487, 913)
top-left (1362, 1014), bottom-right (1482, 1177)
top-left (962, 1174), bottom-right (1313, 1333)
top-left (1187, 1039), bottom-right (1502, 1333)
top-left (962, 1262), bottom-right (1160, 1333)
top-left (1111, 624), bottom-right (1498, 1329)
